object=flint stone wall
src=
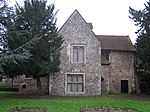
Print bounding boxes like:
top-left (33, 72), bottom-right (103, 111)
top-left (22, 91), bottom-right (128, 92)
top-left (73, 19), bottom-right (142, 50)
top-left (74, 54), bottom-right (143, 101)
top-left (101, 51), bottom-right (135, 94)
top-left (0, 75), bottom-right (48, 94)
top-left (13, 75), bottom-right (48, 94)
top-left (50, 10), bottom-right (101, 96)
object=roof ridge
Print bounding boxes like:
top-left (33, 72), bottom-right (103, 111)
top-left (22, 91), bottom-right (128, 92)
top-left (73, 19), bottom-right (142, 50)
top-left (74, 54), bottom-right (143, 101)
top-left (96, 35), bottom-right (129, 37)
top-left (96, 35), bottom-right (136, 52)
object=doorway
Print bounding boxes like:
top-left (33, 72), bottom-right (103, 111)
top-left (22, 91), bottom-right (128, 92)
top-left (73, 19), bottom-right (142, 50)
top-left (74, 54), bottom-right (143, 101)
top-left (140, 80), bottom-right (149, 94)
top-left (121, 80), bottom-right (128, 93)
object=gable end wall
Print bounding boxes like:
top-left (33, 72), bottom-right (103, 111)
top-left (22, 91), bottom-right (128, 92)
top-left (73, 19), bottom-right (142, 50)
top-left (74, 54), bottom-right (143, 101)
top-left (50, 10), bottom-right (101, 96)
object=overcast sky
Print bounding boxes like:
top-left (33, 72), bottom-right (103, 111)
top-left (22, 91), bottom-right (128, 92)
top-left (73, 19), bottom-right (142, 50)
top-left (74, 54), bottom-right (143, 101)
top-left (10, 0), bottom-right (148, 43)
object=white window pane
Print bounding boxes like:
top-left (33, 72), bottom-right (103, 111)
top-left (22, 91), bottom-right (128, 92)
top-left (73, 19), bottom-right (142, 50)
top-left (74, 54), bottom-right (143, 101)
top-left (67, 75), bottom-right (72, 83)
top-left (72, 46), bottom-right (84, 63)
top-left (67, 74), bottom-right (84, 93)
top-left (72, 84), bottom-right (77, 92)
top-left (67, 84), bottom-right (72, 92)
top-left (72, 75), bottom-right (77, 83)
top-left (78, 75), bottom-right (83, 83)
top-left (78, 84), bottom-right (83, 92)
top-left (78, 47), bottom-right (84, 63)
top-left (73, 47), bottom-right (78, 62)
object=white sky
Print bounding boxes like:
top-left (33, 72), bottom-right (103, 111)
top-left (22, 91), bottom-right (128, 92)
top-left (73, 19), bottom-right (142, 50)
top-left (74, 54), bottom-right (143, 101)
top-left (10, 0), bottom-right (148, 43)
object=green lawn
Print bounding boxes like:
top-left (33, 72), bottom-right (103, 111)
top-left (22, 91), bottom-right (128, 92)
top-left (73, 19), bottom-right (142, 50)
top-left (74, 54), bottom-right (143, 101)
top-left (0, 92), bottom-right (150, 112)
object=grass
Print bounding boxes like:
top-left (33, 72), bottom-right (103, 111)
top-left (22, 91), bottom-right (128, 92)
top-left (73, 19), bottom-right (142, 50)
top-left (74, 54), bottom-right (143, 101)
top-left (0, 92), bottom-right (150, 112)
top-left (0, 91), bottom-right (14, 98)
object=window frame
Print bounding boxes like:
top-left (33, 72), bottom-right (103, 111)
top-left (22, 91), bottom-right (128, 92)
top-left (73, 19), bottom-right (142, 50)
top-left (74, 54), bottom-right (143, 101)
top-left (65, 73), bottom-right (85, 94)
top-left (71, 45), bottom-right (86, 63)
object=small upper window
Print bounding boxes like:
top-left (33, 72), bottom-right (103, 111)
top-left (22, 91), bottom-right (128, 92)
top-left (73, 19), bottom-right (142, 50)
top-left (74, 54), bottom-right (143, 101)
top-left (72, 46), bottom-right (84, 63)
top-left (101, 50), bottom-right (110, 65)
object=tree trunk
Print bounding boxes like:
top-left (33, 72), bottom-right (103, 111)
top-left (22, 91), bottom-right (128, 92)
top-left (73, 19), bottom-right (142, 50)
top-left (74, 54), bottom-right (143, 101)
top-left (11, 77), bottom-right (14, 87)
top-left (36, 77), bottom-right (44, 95)
top-left (48, 74), bottom-right (52, 95)
top-left (136, 75), bottom-right (140, 95)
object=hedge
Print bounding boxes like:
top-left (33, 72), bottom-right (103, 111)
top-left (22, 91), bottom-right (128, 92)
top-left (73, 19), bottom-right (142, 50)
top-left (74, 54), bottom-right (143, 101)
top-left (0, 87), bottom-right (19, 92)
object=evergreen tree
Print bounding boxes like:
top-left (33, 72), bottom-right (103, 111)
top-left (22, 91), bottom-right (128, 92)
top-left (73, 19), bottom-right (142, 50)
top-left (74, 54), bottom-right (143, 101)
top-left (8, 0), bottom-right (63, 94)
top-left (0, 0), bottom-right (36, 74)
top-left (129, 1), bottom-right (150, 80)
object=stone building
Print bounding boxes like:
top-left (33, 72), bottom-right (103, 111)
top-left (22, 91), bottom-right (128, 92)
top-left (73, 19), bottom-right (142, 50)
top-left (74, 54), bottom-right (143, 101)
top-left (97, 35), bottom-right (135, 94)
top-left (48, 10), bottom-right (136, 95)
top-left (50, 10), bottom-right (101, 95)
top-left (1, 10), bottom-right (136, 95)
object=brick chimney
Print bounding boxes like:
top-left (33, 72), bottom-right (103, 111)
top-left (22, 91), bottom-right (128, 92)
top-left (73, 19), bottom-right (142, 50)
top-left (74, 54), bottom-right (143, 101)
top-left (87, 22), bottom-right (93, 30)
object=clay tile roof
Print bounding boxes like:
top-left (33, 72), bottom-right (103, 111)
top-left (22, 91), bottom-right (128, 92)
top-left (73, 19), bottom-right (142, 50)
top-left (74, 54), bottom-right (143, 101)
top-left (96, 35), bottom-right (136, 52)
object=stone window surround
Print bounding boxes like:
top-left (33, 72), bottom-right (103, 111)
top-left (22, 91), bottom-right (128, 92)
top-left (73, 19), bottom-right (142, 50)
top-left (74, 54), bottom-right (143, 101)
top-left (25, 76), bottom-right (32, 80)
top-left (65, 73), bottom-right (85, 94)
top-left (70, 44), bottom-right (86, 64)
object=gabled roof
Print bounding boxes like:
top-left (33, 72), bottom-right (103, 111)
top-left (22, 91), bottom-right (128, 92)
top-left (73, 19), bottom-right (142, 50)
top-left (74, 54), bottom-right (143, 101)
top-left (59, 10), bottom-right (135, 52)
top-left (59, 10), bottom-right (96, 36)
top-left (96, 35), bottom-right (136, 52)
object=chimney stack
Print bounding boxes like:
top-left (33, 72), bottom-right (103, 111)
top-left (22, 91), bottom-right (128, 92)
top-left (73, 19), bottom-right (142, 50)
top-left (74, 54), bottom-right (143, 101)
top-left (87, 22), bottom-right (93, 30)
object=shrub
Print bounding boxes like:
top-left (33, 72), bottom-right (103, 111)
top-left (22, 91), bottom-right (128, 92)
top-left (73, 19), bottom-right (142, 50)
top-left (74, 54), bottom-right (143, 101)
top-left (0, 86), bottom-right (19, 92)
